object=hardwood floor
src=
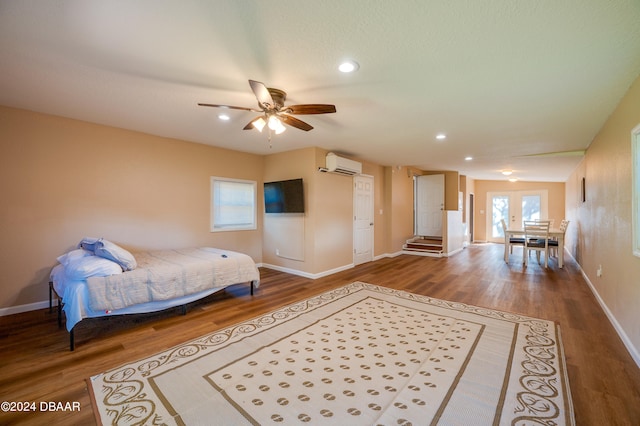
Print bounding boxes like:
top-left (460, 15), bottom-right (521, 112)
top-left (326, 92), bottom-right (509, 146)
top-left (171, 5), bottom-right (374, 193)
top-left (1, 243), bottom-right (639, 425)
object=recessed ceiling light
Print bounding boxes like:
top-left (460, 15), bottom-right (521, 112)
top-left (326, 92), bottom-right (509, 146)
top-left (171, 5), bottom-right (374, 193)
top-left (338, 60), bottom-right (359, 73)
top-left (464, 156), bottom-right (473, 161)
top-left (218, 114), bottom-right (230, 121)
top-left (436, 133), bottom-right (447, 140)
top-left (501, 170), bottom-right (513, 176)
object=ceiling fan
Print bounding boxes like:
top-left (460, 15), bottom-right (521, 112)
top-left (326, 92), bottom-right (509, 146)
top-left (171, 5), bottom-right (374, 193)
top-left (198, 80), bottom-right (336, 135)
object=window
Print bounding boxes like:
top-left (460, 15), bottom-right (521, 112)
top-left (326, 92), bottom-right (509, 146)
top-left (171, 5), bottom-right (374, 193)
top-left (210, 177), bottom-right (256, 232)
top-left (633, 124), bottom-right (640, 256)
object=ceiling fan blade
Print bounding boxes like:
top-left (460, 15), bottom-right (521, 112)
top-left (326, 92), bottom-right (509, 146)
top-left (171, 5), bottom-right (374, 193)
top-left (280, 115), bottom-right (313, 131)
top-left (243, 116), bottom-right (264, 130)
top-left (249, 80), bottom-right (274, 110)
top-left (285, 104), bottom-right (337, 115)
top-left (197, 103), bottom-right (257, 112)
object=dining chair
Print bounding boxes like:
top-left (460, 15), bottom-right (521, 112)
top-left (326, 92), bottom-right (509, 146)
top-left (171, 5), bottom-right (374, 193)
top-left (538, 218), bottom-right (554, 227)
top-left (500, 219), bottom-right (525, 258)
top-left (548, 219), bottom-right (569, 258)
top-left (523, 220), bottom-right (550, 268)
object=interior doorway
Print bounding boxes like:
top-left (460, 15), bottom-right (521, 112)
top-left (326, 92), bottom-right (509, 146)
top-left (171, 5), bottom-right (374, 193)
top-left (414, 174), bottom-right (444, 237)
top-left (353, 175), bottom-right (374, 265)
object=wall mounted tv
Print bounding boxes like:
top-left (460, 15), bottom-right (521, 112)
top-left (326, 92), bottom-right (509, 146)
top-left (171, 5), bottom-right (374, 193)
top-left (264, 178), bottom-right (304, 213)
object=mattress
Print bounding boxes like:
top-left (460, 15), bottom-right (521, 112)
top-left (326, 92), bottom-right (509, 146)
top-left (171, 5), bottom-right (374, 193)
top-left (50, 247), bottom-right (260, 331)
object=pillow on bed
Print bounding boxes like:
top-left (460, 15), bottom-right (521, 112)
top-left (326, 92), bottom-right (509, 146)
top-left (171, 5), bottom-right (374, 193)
top-left (77, 237), bottom-right (101, 253)
top-left (94, 239), bottom-right (137, 271)
top-left (64, 255), bottom-right (123, 280)
top-left (57, 248), bottom-right (93, 266)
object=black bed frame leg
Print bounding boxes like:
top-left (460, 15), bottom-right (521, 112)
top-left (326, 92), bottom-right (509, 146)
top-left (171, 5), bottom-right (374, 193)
top-left (250, 280), bottom-right (255, 296)
top-left (50, 280), bottom-right (72, 350)
top-left (50, 280), bottom-right (63, 328)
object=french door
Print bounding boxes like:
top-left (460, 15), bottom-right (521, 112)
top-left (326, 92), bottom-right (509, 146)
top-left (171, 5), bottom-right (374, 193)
top-left (487, 190), bottom-right (548, 242)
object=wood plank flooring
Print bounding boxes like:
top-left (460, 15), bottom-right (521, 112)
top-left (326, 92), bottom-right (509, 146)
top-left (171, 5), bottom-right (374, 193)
top-left (1, 243), bottom-right (639, 425)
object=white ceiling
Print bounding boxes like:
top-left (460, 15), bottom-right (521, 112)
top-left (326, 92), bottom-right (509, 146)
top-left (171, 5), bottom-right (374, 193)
top-left (2, 1), bottom-right (640, 182)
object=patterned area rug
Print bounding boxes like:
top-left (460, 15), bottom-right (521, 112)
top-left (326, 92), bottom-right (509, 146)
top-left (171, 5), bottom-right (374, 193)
top-left (88, 282), bottom-right (574, 425)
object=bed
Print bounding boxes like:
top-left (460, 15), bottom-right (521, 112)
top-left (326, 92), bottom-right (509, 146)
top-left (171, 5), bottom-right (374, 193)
top-left (49, 238), bottom-right (260, 350)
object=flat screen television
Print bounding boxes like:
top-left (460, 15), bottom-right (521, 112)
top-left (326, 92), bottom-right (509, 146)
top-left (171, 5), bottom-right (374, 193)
top-left (264, 178), bottom-right (304, 213)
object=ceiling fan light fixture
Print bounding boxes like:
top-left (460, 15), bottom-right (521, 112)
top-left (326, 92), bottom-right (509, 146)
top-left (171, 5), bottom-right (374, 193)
top-left (436, 133), bottom-right (447, 140)
top-left (200, 79), bottom-right (334, 137)
top-left (218, 113), bottom-right (230, 121)
top-left (267, 115), bottom-right (279, 129)
top-left (274, 122), bottom-right (286, 135)
top-left (268, 115), bottom-right (286, 134)
top-left (502, 170), bottom-right (513, 176)
top-left (252, 117), bottom-right (266, 132)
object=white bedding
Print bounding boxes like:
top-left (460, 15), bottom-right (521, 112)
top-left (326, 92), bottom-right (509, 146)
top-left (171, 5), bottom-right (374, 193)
top-left (50, 247), bottom-right (260, 331)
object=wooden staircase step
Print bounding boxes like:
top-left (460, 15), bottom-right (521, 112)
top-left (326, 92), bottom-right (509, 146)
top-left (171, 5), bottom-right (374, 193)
top-left (403, 236), bottom-right (443, 255)
top-left (404, 243), bottom-right (443, 251)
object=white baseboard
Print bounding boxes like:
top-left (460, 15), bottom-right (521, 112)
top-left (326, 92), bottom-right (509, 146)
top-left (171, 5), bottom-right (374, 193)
top-left (261, 250), bottom-right (410, 278)
top-left (260, 262), bottom-right (354, 280)
top-left (445, 247), bottom-right (465, 257)
top-left (564, 250), bottom-right (640, 369)
top-left (376, 251), bottom-right (403, 259)
top-left (0, 300), bottom-right (54, 316)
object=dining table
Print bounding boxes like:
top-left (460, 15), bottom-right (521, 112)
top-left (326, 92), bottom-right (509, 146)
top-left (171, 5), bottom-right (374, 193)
top-left (504, 227), bottom-right (566, 268)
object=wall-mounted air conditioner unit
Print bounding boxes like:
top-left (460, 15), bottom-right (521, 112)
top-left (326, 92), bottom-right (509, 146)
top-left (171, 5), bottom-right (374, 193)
top-left (325, 152), bottom-right (362, 176)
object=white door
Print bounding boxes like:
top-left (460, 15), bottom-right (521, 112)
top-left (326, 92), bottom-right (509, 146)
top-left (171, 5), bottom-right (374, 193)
top-left (354, 175), bottom-right (374, 265)
top-left (415, 174), bottom-right (444, 237)
top-left (487, 190), bottom-right (548, 242)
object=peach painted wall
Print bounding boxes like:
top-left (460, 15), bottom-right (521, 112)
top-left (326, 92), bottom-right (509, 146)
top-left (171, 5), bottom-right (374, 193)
top-left (262, 148), bottom-right (389, 275)
top-left (312, 149), bottom-right (355, 272)
top-left (565, 75), bottom-right (640, 359)
top-left (0, 106), bottom-right (263, 309)
top-left (388, 166), bottom-right (415, 252)
top-left (473, 180), bottom-right (566, 241)
top-left (0, 107), bottom-right (402, 310)
top-left (262, 147), bottom-right (322, 274)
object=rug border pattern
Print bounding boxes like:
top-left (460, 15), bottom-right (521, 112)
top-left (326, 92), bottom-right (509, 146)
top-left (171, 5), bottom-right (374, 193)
top-left (88, 281), bottom-right (574, 425)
